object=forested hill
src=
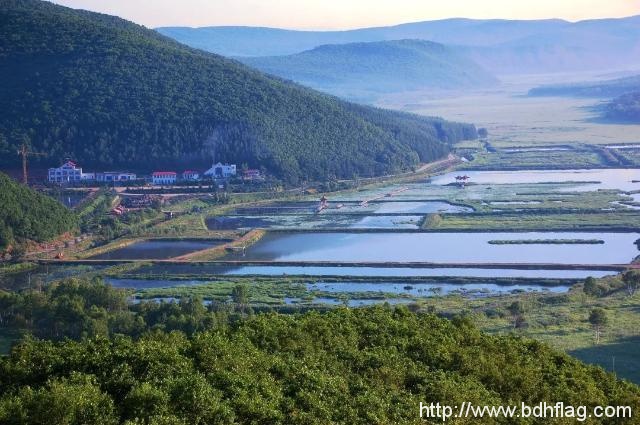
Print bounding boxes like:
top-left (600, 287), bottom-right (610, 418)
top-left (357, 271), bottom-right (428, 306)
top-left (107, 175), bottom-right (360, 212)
top-left (0, 0), bottom-right (476, 183)
top-left (528, 75), bottom-right (640, 98)
top-left (241, 40), bottom-right (498, 100)
top-left (1, 287), bottom-right (638, 424)
top-left (604, 92), bottom-right (640, 123)
top-left (0, 172), bottom-right (77, 249)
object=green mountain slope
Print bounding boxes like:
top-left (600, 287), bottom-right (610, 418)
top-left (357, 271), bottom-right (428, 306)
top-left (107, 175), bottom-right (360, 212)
top-left (0, 173), bottom-right (77, 249)
top-left (0, 0), bottom-right (476, 183)
top-left (241, 40), bottom-right (498, 100)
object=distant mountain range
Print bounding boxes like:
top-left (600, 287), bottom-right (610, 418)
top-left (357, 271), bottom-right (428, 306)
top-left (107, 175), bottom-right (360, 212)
top-left (158, 16), bottom-right (640, 75)
top-left (240, 40), bottom-right (498, 101)
top-left (0, 0), bottom-right (477, 184)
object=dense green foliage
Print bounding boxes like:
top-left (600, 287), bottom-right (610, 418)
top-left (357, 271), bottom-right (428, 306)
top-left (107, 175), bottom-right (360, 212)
top-left (241, 40), bottom-right (497, 100)
top-left (528, 75), bottom-right (640, 98)
top-left (0, 0), bottom-right (476, 183)
top-left (605, 91), bottom-right (640, 123)
top-left (0, 173), bottom-right (77, 249)
top-left (1, 278), bottom-right (638, 424)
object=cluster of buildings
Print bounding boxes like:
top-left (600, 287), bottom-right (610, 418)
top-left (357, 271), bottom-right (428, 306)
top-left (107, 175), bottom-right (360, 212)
top-left (47, 161), bottom-right (136, 184)
top-left (48, 161), bottom-right (262, 185)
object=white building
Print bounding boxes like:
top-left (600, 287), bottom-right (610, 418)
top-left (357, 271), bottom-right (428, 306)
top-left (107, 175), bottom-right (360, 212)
top-left (204, 162), bottom-right (236, 179)
top-left (182, 170), bottom-right (200, 181)
top-left (96, 172), bottom-right (137, 183)
top-left (152, 171), bottom-right (177, 185)
top-left (48, 161), bottom-right (83, 183)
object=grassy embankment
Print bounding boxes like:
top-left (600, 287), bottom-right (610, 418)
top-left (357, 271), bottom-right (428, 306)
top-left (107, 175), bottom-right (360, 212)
top-left (0, 262), bottom-right (38, 275)
top-left (488, 239), bottom-right (605, 245)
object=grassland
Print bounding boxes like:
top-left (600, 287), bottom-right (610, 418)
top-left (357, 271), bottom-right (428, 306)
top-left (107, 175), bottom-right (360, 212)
top-left (380, 74), bottom-right (640, 148)
top-left (0, 262), bottom-right (37, 275)
top-left (422, 211), bottom-right (640, 232)
top-left (459, 146), bottom-right (611, 170)
top-left (420, 275), bottom-right (640, 382)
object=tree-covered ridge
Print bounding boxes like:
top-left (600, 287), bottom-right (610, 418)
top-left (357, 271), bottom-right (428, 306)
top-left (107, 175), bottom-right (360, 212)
top-left (528, 75), bottom-right (640, 98)
top-left (0, 172), bottom-right (77, 249)
top-left (605, 91), bottom-right (640, 123)
top-left (0, 0), bottom-right (476, 183)
top-left (241, 40), bottom-right (497, 100)
top-left (0, 278), bottom-right (638, 424)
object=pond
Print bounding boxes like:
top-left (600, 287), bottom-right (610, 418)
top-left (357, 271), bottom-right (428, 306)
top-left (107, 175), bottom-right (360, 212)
top-left (307, 281), bottom-right (570, 297)
top-left (107, 278), bottom-right (210, 289)
top-left (227, 231), bottom-right (639, 265)
top-left (430, 169), bottom-right (640, 192)
top-left (106, 278), bottom-right (571, 299)
top-left (213, 265), bottom-right (614, 279)
top-left (502, 147), bottom-right (572, 152)
top-left (310, 297), bottom-right (412, 307)
top-left (350, 215), bottom-right (422, 229)
top-left (90, 239), bottom-right (226, 260)
top-left (207, 214), bottom-right (424, 230)
top-left (127, 263), bottom-right (615, 280)
top-left (206, 216), bottom-right (274, 230)
top-left (364, 201), bottom-right (472, 214)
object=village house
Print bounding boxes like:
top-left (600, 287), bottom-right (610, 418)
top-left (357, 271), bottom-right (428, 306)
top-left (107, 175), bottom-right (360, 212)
top-left (242, 169), bottom-right (262, 181)
top-left (95, 171), bottom-right (137, 183)
top-left (182, 170), bottom-right (200, 181)
top-left (48, 160), bottom-right (84, 183)
top-left (204, 162), bottom-right (236, 179)
top-left (152, 171), bottom-right (177, 185)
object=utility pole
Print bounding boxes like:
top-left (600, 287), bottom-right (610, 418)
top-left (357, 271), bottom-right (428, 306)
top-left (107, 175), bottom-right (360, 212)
top-left (16, 143), bottom-right (46, 185)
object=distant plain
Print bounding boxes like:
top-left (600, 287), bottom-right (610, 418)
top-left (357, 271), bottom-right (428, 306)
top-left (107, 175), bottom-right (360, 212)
top-left (379, 72), bottom-right (640, 147)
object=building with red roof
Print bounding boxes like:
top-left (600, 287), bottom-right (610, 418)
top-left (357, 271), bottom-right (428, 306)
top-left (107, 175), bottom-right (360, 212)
top-left (152, 171), bottom-right (177, 185)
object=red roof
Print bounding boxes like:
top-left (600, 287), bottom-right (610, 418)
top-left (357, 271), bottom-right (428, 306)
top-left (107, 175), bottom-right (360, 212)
top-left (153, 171), bottom-right (177, 176)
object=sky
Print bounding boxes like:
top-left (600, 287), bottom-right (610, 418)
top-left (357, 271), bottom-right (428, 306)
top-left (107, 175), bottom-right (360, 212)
top-left (50, 0), bottom-right (640, 30)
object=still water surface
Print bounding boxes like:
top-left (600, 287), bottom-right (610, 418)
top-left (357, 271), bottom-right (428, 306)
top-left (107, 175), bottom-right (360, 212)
top-left (91, 239), bottom-right (225, 260)
top-left (431, 169), bottom-right (640, 192)
top-left (231, 232), bottom-right (639, 265)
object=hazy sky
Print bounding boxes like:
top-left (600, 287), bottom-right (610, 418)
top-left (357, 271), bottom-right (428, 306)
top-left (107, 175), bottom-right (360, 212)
top-left (50, 0), bottom-right (640, 29)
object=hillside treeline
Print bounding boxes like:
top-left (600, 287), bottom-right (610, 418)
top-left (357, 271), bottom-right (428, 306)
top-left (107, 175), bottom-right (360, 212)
top-left (0, 277), bottom-right (637, 424)
top-left (0, 0), bottom-right (476, 184)
top-left (0, 173), bottom-right (77, 249)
